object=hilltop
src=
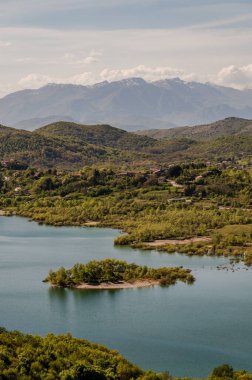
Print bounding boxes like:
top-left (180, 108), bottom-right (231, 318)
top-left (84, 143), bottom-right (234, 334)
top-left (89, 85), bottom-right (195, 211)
top-left (0, 122), bottom-right (155, 169)
top-left (136, 117), bottom-right (252, 140)
top-left (36, 121), bottom-right (154, 150)
top-left (0, 118), bottom-right (251, 169)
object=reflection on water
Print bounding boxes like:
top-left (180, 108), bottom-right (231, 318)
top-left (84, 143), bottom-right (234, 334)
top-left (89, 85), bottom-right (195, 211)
top-left (48, 288), bottom-right (70, 319)
top-left (0, 216), bottom-right (251, 377)
top-left (48, 287), bottom-right (69, 301)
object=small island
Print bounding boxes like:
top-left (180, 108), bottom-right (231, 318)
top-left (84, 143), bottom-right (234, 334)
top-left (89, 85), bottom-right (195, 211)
top-left (44, 258), bottom-right (195, 289)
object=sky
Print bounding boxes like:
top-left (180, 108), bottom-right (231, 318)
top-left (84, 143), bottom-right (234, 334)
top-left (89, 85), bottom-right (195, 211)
top-left (0, 0), bottom-right (252, 97)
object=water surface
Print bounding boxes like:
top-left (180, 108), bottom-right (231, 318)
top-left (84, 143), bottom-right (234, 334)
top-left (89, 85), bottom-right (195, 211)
top-left (0, 216), bottom-right (251, 377)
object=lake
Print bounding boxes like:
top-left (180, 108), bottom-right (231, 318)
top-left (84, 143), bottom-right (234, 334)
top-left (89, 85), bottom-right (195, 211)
top-left (0, 216), bottom-right (251, 377)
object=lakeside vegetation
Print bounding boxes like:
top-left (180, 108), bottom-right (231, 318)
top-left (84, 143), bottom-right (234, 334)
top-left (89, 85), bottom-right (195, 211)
top-left (0, 120), bottom-right (251, 268)
top-left (44, 259), bottom-right (195, 288)
top-left (0, 159), bottom-right (251, 265)
top-left (0, 119), bottom-right (252, 377)
top-left (0, 328), bottom-right (161, 380)
top-left (0, 328), bottom-right (251, 380)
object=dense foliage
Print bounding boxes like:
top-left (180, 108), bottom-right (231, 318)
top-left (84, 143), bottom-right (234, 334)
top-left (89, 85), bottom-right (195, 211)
top-left (0, 118), bottom-right (252, 169)
top-left (44, 259), bottom-right (194, 287)
top-left (0, 329), bottom-right (251, 380)
top-left (0, 120), bottom-right (251, 378)
top-left (0, 328), bottom-right (168, 380)
top-left (0, 161), bottom-right (251, 265)
top-left (209, 364), bottom-right (252, 380)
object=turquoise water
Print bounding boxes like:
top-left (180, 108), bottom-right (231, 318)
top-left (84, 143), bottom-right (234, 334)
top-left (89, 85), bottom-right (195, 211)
top-left (0, 216), bottom-right (251, 377)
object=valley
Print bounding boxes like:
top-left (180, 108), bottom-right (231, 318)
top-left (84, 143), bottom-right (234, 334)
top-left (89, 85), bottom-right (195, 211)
top-left (0, 116), bottom-right (252, 378)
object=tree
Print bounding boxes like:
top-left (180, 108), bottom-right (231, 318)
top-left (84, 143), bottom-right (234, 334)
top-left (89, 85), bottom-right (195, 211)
top-left (210, 364), bottom-right (234, 379)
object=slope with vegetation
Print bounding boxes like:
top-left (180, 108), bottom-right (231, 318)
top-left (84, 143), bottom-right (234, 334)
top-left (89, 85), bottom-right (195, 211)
top-left (0, 328), bottom-right (162, 380)
top-left (0, 161), bottom-right (251, 265)
top-left (0, 123), bottom-right (153, 169)
top-left (36, 122), bottom-right (154, 150)
top-left (0, 328), bottom-right (251, 380)
top-left (136, 117), bottom-right (252, 141)
top-left (0, 118), bottom-right (251, 169)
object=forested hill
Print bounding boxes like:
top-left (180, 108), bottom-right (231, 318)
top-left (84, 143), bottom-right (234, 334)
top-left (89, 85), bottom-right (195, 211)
top-left (0, 328), bottom-right (250, 380)
top-left (36, 122), bottom-right (154, 150)
top-left (136, 117), bottom-right (252, 141)
top-left (0, 122), bottom-right (156, 168)
top-left (0, 119), bottom-right (251, 169)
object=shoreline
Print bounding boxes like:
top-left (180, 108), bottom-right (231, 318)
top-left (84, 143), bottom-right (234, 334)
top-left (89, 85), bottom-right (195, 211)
top-left (77, 280), bottom-right (159, 289)
top-left (2, 214), bottom-right (251, 266)
top-left (146, 236), bottom-right (212, 247)
top-left (52, 280), bottom-right (160, 290)
top-left (0, 210), bottom-right (15, 216)
top-left (83, 221), bottom-right (100, 227)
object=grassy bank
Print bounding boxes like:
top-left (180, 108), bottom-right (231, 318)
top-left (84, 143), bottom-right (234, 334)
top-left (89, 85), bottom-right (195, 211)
top-left (0, 163), bottom-right (251, 264)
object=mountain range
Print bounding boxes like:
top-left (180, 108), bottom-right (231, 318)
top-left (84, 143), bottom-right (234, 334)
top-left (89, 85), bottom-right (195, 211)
top-left (0, 118), bottom-right (251, 169)
top-left (1, 78), bottom-right (252, 131)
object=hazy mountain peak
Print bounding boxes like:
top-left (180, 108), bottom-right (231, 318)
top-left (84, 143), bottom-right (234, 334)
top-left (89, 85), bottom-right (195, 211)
top-left (119, 77), bottom-right (147, 86)
top-left (88, 81), bottom-right (109, 88)
top-left (0, 77), bottom-right (252, 131)
top-left (153, 77), bottom-right (186, 87)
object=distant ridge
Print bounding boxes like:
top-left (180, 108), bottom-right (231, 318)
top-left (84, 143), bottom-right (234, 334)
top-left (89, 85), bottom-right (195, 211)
top-left (0, 78), bottom-right (252, 131)
top-left (136, 117), bottom-right (252, 141)
top-left (0, 118), bottom-right (251, 168)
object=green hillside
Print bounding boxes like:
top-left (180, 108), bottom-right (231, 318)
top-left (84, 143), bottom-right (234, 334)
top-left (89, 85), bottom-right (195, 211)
top-left (0, 119), bottom-right (251, 169)
top-left (137, 117), bottom-right (252, 141)
top-left (0, 328), bottom-right (151, 379)
top-left (0, 328), bottom-right (251, 380)
top-left (37, 122), bottom-right (154, 150)
top-left (0, 123), bottom-right (148, 169)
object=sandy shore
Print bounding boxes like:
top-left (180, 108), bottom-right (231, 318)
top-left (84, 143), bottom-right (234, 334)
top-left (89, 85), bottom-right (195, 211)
top-left (147, 236), bottom-right (211, 247)
top-left (83, 221), bottom-right (100, 226)
top-left (0, 210), bottom-right (6, 216)
top-left (75, 280), bottom-right (159, 289)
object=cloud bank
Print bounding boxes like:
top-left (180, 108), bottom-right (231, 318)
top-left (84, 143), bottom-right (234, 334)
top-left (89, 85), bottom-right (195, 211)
top-left (16, 64), bottom-right (252, 91)
top-left (0, 0), bottom-right (251, 96)
top-left (216, 64), bottom-right (252, 89)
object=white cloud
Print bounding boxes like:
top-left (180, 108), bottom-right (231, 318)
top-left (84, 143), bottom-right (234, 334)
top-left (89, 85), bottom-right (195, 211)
top-left (99, 65), bottom-right (197, 82)
top-left (18, 74), bottom-right (54, 88)
top-left (16, 63), bottom-right (252, 92)
top-left (0, 26), bottom-right (252, 96)
top-left (16, 65), bottom-right (197, 90)
top-left (66, 72), bottom-right (94, 84)
top-left (0, 41), bottom-right (11, 47)
top-left (17, 72), bottom-right (95, 89)
top-left (16, 57), bottom-right (34, 63)
top-left (83, 56), bottom-right (97, 64)
top-left (191, 13), bottom-right (252, 30)
top-left (215, 64), bottom-right (252, 89)
top-left (63, 49), bottom-right (102, 65)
